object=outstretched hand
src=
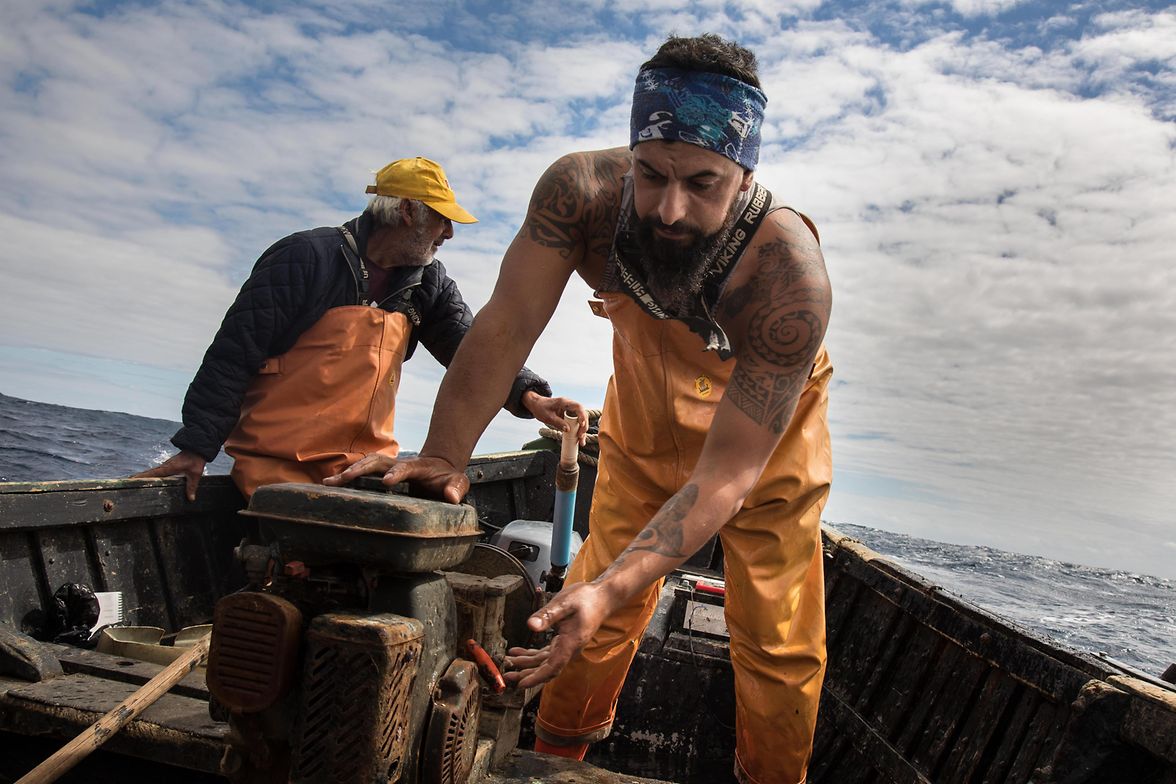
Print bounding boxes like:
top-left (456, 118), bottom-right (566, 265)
top-left (131, 450), bottom-right (207, 502)
top-left (502, 581), bottom-right (617, 690)
top-left (522, 391), bottom-right (590, 446)
top-left (322, 454), bottom-right (470, 505)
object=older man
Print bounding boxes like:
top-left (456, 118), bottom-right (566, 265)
top-left (137, 157), bottom-right (576, 499)
top-left (328, 37), bottom-right (833, 784)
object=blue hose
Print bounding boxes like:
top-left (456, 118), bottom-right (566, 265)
top-left (551, 487), bottom-right (577, 570)
top-left (546, 458), bottom-right (581, 592)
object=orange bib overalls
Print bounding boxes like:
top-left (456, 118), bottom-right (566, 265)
top-left (536, 275), bottom-right (833, 783)
top-left (223, 305), bottom-right (408, 497)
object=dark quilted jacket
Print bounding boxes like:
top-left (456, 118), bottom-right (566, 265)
top-left (172, 213), bottom-right (551, 461)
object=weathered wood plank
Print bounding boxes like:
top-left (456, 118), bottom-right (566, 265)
top-left (467, 451), bottom-right (552, 481)
top-left (975, 683), bottom-right (1037, 784)
top-left (892, 641), bottom-right (971, 760)
top-left (153, 516), bottom-right (221, 628)
top-left (36, 527), bottom-right (100, 595)
top-left (0, 730), bottom-right (223, 784)
top-left (463, 474), bottom-right (558, 535)
top-left (600, 638), bottom-right (736, 782)
top-left (823, 566), bottom-right (864, 652)
top-left (855, 613), bottom-right (918, 716)
top-left (1110, 675), bottom-right (1176, 763)
top-left (484, 747), bottom-right (675, 784)
top-left (939, 668), bottom-right (1019, 784)
top-left (916, 646), bottom-right (989, 777)
top-left (867, 629), bottom-right (945, 747)
top-left (1004, 699), bottom-right (1064, 783)
top-left (847, 590), bottom-right (909, 708)
top-left (0, 477), bottom-right (244, 531)
top-left (47, 642), bottom-right (209, 700)
top-left (814, 688), bottom-right (932, 784)
top-left (0, 532), bottom-right (45, 629)
top-left (810, 729), bottom-right (854, 784)
top-left (829, 588), bottom-right (904, 709)
top-left (0, 673), bottom-right (225, 773)
top-left (91, 521), bottom-right (169, 628)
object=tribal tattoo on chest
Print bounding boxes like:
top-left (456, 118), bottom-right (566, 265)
top-left (720, 220), bottom-right (830, 434)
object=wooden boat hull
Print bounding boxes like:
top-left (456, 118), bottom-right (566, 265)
top-left (0, 451), bottom-right (1173, 783)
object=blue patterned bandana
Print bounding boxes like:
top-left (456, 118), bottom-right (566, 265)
top-left (630, 67), bottom-right (767, 170)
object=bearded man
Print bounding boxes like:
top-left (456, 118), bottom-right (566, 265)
top-left (327, 36), bottom-right (833, 784)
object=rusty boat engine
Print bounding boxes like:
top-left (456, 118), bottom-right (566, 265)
top-left (203, 483), bottom-right (533, 784)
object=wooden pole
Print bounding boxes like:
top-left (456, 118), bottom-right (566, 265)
top-left (16, 636), bottom-right (211, 784)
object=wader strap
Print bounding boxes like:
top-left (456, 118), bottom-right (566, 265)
top-left (339, 225), bottom-right (374, 306)
top-left (709, 181), bottom-right (772, 281)
top-left (613, 182), bottom-right (773, 323)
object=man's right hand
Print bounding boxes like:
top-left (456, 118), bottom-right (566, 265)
top-left (132, 450), bottom-right (207, 502)
top-left (322, 454), bottom-right (471, 505)
top-left (502, 580), bottom-right (619, 690)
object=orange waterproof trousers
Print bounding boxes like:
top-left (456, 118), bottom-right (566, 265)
top-left (536, 292), bottom-right (832, 784)
top-left (224, 306), bottom-right (408, 497)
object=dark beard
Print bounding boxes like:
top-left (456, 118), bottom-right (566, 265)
top-left (633, 203), bottom-right (738, 314)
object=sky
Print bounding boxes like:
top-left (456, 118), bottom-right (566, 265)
top-left (1, 0), bottom-right (1174, 578)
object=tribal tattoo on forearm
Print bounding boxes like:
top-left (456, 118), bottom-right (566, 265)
top-left (594, 483), bottom-right (700, 583)
top-left (523, 150), bottom-right (626, 260)
top-left (722, 218), bottom-right (831, 434)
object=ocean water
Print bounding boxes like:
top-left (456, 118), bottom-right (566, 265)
top-left (0, 391), bottom-right (232, 481)
top-left (1, 392), bottom-right (1172, 677)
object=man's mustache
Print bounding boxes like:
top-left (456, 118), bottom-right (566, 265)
top-left (646, 218), bottom-right (704, 236)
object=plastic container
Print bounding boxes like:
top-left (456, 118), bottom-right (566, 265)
top-left (97, 625), bottom-right (212, 668)
top-left (492, 520), bottom-right (583, 590)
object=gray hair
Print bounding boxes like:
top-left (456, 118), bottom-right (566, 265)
top-left (365, 195), bottom-right (431, 227)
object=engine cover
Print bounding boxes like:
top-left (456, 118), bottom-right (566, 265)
top-left (290, 612), bottom-right (425, 784)
top-left (422, 659), bottom-right (482, 784)
top-left (207, 592), bottom-right (302, 714)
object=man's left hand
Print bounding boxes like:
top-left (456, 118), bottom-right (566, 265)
top-left (323, 454), bottom-right (470, 505)
top-left (521, 391), bottom-right (590, 446)
top-left (501, 581), bottom-right (615, 689)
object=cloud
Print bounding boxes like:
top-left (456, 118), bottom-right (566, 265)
top-left (749, 11), bottom-right (1176, 576)
top-left (1, 1), bottom-right (1174, 577)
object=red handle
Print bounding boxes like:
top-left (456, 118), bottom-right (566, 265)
top-left (465, 639), bottom-right (506, 694)
top-left (694, 579), bottom-right (726, 596)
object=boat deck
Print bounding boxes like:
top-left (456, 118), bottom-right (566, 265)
top-left (483, 749), bottom-right (672, 784)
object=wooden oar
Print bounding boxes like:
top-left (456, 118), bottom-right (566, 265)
top-left (15, 635), bottom-right (211, 784)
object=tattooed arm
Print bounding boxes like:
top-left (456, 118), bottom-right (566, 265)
top-left (324, 151), bottom-right (620, 501)
top-left (720, 209), bottom-right (830, 434)
top-left (504, 208), bottom-right (831, 689)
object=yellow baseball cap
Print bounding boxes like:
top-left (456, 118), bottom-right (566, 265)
top-left (365, 157), bottom-right (477, 224)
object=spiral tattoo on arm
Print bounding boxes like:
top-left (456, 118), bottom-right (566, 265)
top-left (723, 221), bottom-right (830, 434)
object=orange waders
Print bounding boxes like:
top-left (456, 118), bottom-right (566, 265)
top-left (535, 293), bottom-right (833, 784)
top-left (223, 306), bottom-right (409, 497)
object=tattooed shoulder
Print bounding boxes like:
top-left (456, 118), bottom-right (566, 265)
top-left (524, 149), bottom-right (626, 260)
